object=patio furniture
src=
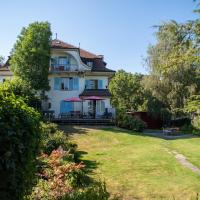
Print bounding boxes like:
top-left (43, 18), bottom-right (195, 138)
top-left (60, 113), bottom-right (71, 119)
top-left (43, 110), bottom-right (55, 120)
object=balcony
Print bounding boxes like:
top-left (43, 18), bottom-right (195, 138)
top-left (50, 64), bottom-right (78, 72)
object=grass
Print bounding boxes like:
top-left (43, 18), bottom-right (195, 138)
top-left (61, 126), bottom-right (200, 200)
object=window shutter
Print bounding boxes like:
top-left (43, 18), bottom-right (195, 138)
top-left (73, 77), bottom-right (79, 90)
top-left (60, 101), bottom-right (65, 113)
top-left (54, 77), bottom-right (61, 90)
top-left (85, 80), bottom-right (90, 89)
top-left (101, 101), bottom-right (105, 112)
top-left (55, 57), bottom-right (59, 67)
top-left (98, 80), bottom-right (103, 89)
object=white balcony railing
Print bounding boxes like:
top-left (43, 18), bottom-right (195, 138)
top-left (50, 64), bottom-right (78, 72)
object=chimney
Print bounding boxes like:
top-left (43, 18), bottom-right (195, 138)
top-left (98, 55), bottom-right (104, 60)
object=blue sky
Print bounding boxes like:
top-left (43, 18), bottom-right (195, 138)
top-left (0, 0), bottom-right (198, 73)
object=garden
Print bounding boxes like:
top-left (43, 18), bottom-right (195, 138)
top-left (68, 126), bottom-right (200, 200)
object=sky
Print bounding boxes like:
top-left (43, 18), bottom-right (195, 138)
top-left (0, 0), bottom-right (199, 74)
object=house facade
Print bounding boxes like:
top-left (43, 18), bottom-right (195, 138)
top-left (0, 39), bottom-right (116, 119)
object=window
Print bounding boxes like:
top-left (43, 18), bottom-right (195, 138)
top-left (96, 100), bottom-right (105, 113)
top-left (59, 57), bottom-right (68, 66)
top-left (87, 61), bottom-right (93, 67)
top-left (51, 55), bottom-right (78, 71)
top-left (85, 79), bottom-right (103, 89)
top-left (54, 77), bottom-right (79, 90)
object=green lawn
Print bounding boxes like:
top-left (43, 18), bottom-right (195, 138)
top-left (61, 126), bottom-right (200, 200)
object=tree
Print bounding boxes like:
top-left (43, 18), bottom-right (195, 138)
top-left (10, 21), bottom-right (52, 91)
top-left (184, 95), bottom-right (200, 114)
top-left (109, 70), bottom-right (144, 111)
top-left (144, 21), bottom-right (200, 116)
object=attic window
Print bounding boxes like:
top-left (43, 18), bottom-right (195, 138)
top-left (87, 61), bottom-right (93, 67)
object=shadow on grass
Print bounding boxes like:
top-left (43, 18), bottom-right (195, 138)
top-left (75, 150), bottom-right (98, 174)
top-left (59, 125), bottom-right (89, 135)
top-left (60, 124), bottom-right (199, 141)
top-left (98, 126), bottom-right (200, 141)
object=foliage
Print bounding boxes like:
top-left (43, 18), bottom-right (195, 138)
top-left (0, 92), bottom-right (41, 200)
top-left (40, 122), bottom-right (77, 155)
top-left (28, 149), bottom-right (87, 200)
top-left (109, 70), bottom-right (145, 111)
top-left (192, 115), bottom-right (200, 133)
top-left (184, 95), bottom-right (200, 114)
top-left (61, 182), bottom-right (111, 200)
top-left (10, 21), bottom-right (52, 91)
top-left (28, 123), bottom-right (115, 200)
top-left (145, 21), bottom-right (200, 116)
top-left (0, 77), bottom-right (37, 103)
top-left (116, 109), bottom-right (146, 131)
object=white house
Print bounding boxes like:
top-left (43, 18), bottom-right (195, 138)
top-left (0, 39), bottom-right (116, 120)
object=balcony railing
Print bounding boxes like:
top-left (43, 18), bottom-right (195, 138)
top-left (50, 64), bottom-right (78, 72)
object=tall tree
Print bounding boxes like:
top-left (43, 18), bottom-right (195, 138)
top-left (144, 21), bottom-right (200, 116)
top-left (10, 22), bottom-right (52, 91)
top-left (109, 70), bottom-right (144, 111)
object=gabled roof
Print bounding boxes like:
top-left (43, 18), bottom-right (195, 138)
top-left (51, 39), bottom-right (115, 73)
top-left (51, 39), bottom-right (102, 59)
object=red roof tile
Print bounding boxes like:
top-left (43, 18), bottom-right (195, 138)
top-left (51, 39), bottom-right (101, 59)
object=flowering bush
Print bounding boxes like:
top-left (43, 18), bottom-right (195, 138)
top-left (28, 147), bottom-right (114, 200)
top-left (29, 148), bottom-right (86, 200)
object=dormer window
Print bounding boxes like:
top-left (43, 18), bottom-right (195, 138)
top-left (87, 61), bottom-right (93, 67)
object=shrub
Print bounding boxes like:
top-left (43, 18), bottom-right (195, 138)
top-left (0, 93), bottom-right (41, 200)
top-left (40, 122), bottom-right (77, 155)
top-left (0, 78), bottom-right (41, 110)
top-left (62, 182), bottom-right (110, 200)
top-left (180, 116), bottom-right (200, 135)
top-left (28, 122), bottom-right (118, 200)
top-left (191, 115), bottom-right (200, 135)
top-left (116, 109), bottom-right (146, 131)
top-left (28, 148), bottom-right (117, 200)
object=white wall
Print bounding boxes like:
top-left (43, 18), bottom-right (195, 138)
top-left (51, 49), bottom-right (91, 71)
top-left (85, 76), bottom-right (108, 89)
top-left (46, 76), bottom-right (112, 117)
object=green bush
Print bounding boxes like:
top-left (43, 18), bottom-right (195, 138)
top-left (116, 109), bottom-right (146, 131)
top-left (62, 182), bottom-right (110, 200)
top-left (191, 116), bottom-right (200, 135)
top-left (0, 93), bottom-right (41, 200)
top-left (0, 78), bottom-right (41, 110)
top-left (180, 116), bottom-right (200, 135)
top-left (40, 122), bottom-right (77, 155)
top-left (27, 122), bottom-right (118, 200)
